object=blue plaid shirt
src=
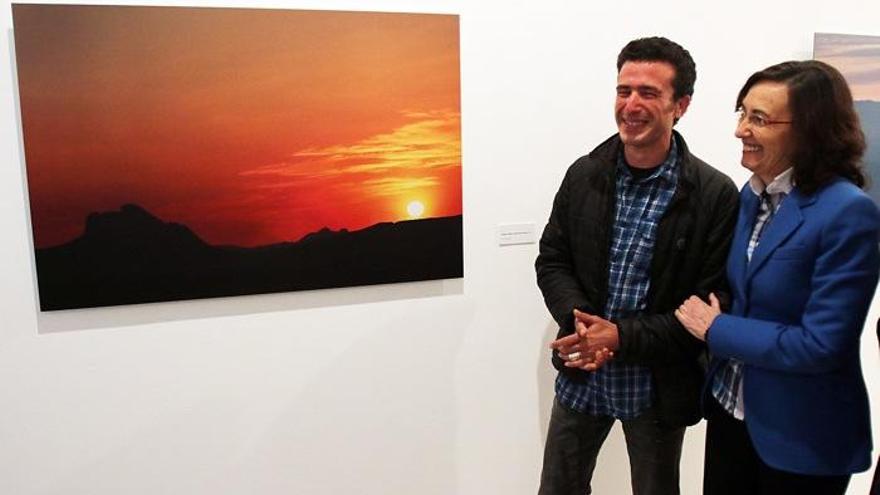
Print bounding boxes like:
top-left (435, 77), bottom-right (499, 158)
top-left (556, 139), bottom-right (679, 419)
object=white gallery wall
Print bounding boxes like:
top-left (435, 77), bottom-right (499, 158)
top-left (1, 0), bottom-right (879, 494)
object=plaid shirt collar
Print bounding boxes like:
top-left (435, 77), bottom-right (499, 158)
top-left (748, 167), bottom-right (793, 208)
top-left (616, 137), bottom-right (679, 185)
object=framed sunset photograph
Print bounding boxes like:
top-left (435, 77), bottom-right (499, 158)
top-left (814, 33), bottom-right (880, 205)
top-left (12, 4), bottom-right (462, 311)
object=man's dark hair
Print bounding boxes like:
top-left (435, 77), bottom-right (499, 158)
top-left (736, 60), bottom-right (867, 194)
top-left (617, 36), bottom-right (696, 100)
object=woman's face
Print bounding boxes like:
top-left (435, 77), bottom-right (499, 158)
top-left (734, 81), bottom-right (795, 185)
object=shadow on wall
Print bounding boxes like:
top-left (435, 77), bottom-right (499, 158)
top-left (35, 278), bottom-right (464, 334)
top-left (537, 319), bottom-right (560, 446)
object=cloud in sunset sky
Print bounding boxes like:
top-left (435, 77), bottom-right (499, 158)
top-left (242, 110), bottom-right (460, 190)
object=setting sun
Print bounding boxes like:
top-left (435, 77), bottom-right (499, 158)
top-left (406, 200), bottom-right (426, 218)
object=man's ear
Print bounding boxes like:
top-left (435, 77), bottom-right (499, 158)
top-left (675, 94), bottom-right (692, 120)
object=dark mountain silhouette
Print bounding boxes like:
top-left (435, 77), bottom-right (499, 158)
top-left (82, 204), bottom-right (209, 253)
top-left (35, 204), bottom-right (463, 311)
top-left (297, 226), bottom-right (349, 245)
top-left (855, 100), bottom-right (880, 205)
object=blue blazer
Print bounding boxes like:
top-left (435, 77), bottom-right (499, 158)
top-left (706, 178), bottom-right (880, 476)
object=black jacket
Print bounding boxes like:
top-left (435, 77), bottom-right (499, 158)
top-left (536, 131), bottom-right (738, 427)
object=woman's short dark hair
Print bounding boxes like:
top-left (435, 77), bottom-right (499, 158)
top-left (617, 36), bottom-right (696, 100)
top-left (736, 60), bottom-right (867, 193)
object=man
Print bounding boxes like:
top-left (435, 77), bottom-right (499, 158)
top-left (535, 37), bottom-right (738, 495)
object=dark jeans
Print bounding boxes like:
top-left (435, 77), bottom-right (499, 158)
top-left (538, 398), bottom-right (685, 495)
top-left (704, 396), bottom-right (850, 495)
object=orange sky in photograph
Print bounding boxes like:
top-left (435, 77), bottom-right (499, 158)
top-left (13, 5), bottom-right (461, 248)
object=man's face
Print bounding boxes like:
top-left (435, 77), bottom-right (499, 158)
top-left (615, 61), bottom-right (690, 156)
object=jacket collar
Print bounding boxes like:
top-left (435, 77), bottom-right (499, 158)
top-left (732, 186), bottom-right (818, 283)
top-left (588, 130), bottom-right (697, 193)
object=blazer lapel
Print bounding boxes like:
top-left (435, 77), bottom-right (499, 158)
top-left (728, 190), bottom-right (757, 307)
top-left (746, 189), bottom-right (811, 280)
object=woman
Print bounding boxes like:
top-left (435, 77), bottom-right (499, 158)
top-left (675, 60), bottom-right (880, 495)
